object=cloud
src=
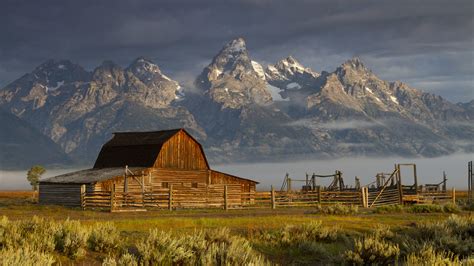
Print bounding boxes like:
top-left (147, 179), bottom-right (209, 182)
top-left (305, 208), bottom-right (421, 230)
top-left (0, 0), bottom-right (472, 102)
top-left (289, 119), bottom-right (382, 130)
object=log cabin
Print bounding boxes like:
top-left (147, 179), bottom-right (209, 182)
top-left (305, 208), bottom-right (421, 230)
top-left (39, 129), bottom-right (258, 209)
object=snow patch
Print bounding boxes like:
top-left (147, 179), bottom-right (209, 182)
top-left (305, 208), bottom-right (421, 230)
top-left (286, 82), bottom-right (301, 90)
top-left (251, 61), bottom-right (266, 80)
top-left (224, 87), bottom-right (229, 93)
top-left (214, 68), bottom-right (222, 77)
top-left (390, 95), bottom-right (399, 105)
top-left (227, 39), bottom-right (246, 53)
top-left (365, 87), bottom-right (373, 94)
top-left (267, 84), bottom-right (288, 101)
top-left (267, 65), bottom-right (278, 74)
top-left (47, 81), bottom-right (64, 92)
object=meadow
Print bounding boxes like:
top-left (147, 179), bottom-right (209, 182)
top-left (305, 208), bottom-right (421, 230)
top-left (0, 191), bottom-right (473, 265)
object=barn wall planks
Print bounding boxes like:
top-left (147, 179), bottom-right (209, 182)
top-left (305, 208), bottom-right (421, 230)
top-left (39, 183), bottom-right (84, 207)
top-left (154, 131), bottom-right (208, 170)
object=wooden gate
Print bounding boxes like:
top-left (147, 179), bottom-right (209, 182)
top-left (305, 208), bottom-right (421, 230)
top-left (368, 168), bottom-right (401, 207)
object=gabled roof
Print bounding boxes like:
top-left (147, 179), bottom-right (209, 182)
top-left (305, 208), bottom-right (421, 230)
top-left (40, 167), bottom-right (146, 184)
top-left (93, 128), bottom-right (210, 169)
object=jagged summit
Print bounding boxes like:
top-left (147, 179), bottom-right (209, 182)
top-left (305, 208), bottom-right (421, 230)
top-left (339, 56), bottom-right (371, 73)
top-left (222, 37), bottom-right (247, 54)
top-left (195, 38), bottom-right (272, 108)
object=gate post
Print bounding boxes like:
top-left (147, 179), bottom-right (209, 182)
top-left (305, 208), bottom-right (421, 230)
top-left (271, 185), bottom-right (276, 209)
top-left (317, 186), bottom-right (321, 204)
top-left (361, 187), bottom-right (368, 208)
top-left (80, 184), bottom-right (85, 210)
top-left (452, 187), bottom-right (456, 205)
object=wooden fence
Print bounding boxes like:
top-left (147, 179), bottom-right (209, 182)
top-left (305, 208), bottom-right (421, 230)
top-left (81, 185), bottom-right (455, 212)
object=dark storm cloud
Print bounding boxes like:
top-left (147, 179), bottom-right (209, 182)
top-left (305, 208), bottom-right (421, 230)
top-left (1, 0), bottom-right (473, 102)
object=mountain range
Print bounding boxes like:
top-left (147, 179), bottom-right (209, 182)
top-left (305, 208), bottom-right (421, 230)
top-left (1, 37), bottom-right (473, 169)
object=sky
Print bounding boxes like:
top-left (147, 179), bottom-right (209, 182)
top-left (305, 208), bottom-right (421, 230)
top-left (0, 0), bottom-right (473, 102)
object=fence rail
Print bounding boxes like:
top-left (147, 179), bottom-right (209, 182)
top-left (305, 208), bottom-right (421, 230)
top-left (81, 185), bottom-right (455, 212)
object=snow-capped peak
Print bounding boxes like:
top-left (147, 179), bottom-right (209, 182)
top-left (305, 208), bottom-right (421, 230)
top-left (251, 61), bottom-right (266, 80)
top-left (224, 37), bottom-right (247, 53)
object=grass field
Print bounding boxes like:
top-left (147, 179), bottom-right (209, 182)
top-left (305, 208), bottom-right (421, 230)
top-left (0, 191), bottom-right (473, 265)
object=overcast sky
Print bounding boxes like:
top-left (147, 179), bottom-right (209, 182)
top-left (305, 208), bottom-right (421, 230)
top-left (1, 0), bottom-right (473, 102)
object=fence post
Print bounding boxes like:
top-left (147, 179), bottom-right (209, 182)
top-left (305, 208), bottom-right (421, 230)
top-left (110, 184), bottom-right (115, 212)
top-left (80, 184), bottom-right (85, 210)
top-left (224, 185), bottom-right (228, 210)
top-left (363, 187), bottom-right (369, 208)
top-left (452, 187), bottom-right (456, 205)
top-left (317, 186), bottom-right (321, 204)
top-left (271, 185), bottom-right (276, 209)
top-left (360, 187), bottom-right (366, 208)
top-left (169, 184), bottom-right (173, 211)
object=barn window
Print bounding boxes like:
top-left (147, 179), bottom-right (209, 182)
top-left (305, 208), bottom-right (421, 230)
top-left (192, 182), bottom-right (198, 188)
top-left (162, 182), bottom-right (169, 188)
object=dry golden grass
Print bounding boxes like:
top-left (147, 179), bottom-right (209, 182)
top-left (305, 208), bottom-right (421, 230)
top-left (0, 191), bottom-right (35, 198)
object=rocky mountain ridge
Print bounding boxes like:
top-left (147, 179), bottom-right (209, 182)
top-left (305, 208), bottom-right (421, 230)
top-left (0, 38), bottom-right (473, 167)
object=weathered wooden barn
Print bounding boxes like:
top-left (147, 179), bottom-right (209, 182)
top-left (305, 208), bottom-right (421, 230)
top-left (39, 129), bottom-right (258, 209)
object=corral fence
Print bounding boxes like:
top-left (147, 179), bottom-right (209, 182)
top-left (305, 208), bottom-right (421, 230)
top-left (80, 184), bottom-right (455, 212)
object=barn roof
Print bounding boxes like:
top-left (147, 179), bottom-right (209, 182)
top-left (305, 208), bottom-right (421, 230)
top-left (93, 128), bottom-right (209, 168)
top-left (40, 167), bottom-right (146, 184)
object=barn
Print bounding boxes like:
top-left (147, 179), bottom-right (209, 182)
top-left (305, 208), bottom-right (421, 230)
top-left (39, 129), bottom-right (258, 209)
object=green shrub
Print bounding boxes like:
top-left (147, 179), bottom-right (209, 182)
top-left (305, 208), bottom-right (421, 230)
top-left (54, 219), bottom-right (89, 259)
top-left (313, 204), bottom-right (358, 215)
top-left (405, 215), bottom-right (474, 258)
top-left (373, 204), bottom-right (404, 214)
top-left (137, 228), bottom-right (267, 265)
top-left (405, 245), bottom-right (461, 265)
top-left (0, 247), bottom-right (55, 266)
top-left (0, 216), bottom-right (58, 253)
top-left (102, 256), bottom-right (117, 266)
top-left (258, 221), bottom-right (340, 246)
top-left (345, 234), bottom-right (400, 265)
top-left (442, 203), bottom-right (460, 213)
top-left (88, 222), bottom-right (120, 252)
top-left (408, 204), bottom-right (443, 213)
top-left (102, 253), bottom-right (139, 266)
top-left (117, 253), bottom-right (138, 266)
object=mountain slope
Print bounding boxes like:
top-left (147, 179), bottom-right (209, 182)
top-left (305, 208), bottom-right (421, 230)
top-left (0, 38), bottom-right (473, 167)
top-left (0, 109), bottom-right (71, 169)
top-left (0, 58), bottom-right (204, 164)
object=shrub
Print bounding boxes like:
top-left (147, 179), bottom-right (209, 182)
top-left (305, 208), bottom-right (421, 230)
top-left (88, 222), bottom-right (120, 252)
top-left (102, 253), bottom-right (139, 266)
top-left (405, 245), bottom-right (460, 265)
top-left (102, 256), bottom-right (117, 266)
top-left (0, 247), bottom-right (55, 266)
top-left (313, 204), bottom-right (358, 215)
top-left (408, 204), bottom-right (443, 213)
top-left (0, 216), bottom-right (58, 253)
top-left (258, 221), bottom-right (340, 246)
top-left (136, 228), bottom-right (267, 265)
top-left (442, 203), bottom-right (460, 213)
top-left (117, 253), bottom-right (139, 266)
top-left (345, 234), bottom-right (400, 265)
top-left (405, 215), bottom-right (474, 258)
top-left (373, 204), bottom-right (403, 214)
top-left (54, 219), bottom-right (89, 259)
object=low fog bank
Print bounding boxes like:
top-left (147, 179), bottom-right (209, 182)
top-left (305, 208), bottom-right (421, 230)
top-left (0, 153), bottom-right (472, 191)
top-left (0, 168), bottom-right (81, 190)
top-left (213, 153), bottom-right (474, 191)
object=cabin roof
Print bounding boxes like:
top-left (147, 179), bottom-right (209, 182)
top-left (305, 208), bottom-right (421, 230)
top-left (211, 170), bottom-right (259, 184)
top-left (40, 167), bottom-right (146, 184)
top-left (93, 128), bottom-right (209, 168)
